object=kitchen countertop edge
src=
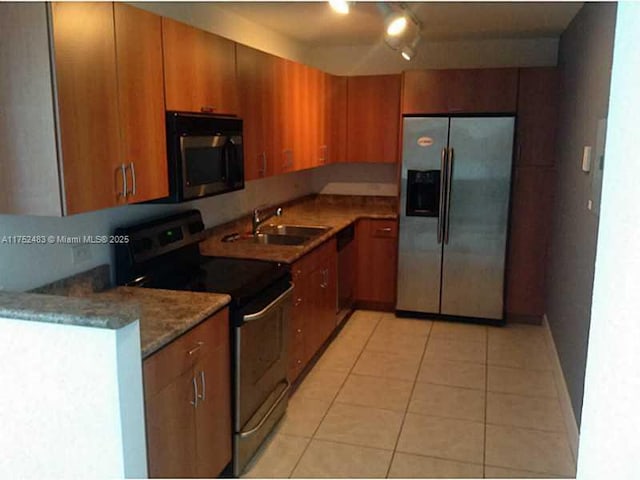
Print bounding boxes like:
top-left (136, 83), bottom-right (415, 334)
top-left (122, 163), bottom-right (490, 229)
top-left (95, 287), bottom-right (232, 359)
top-left (0, 291), bottom-right (139, 330)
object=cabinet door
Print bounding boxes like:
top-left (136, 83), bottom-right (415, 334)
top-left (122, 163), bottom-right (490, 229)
top-left (446, 68), bottom-right (518, 113)
top-left (506, 166), bottom-right (555, 321)
top-left (194, 323), bottom-right (232, 477)
top-left (272, 57), bottom-right (295, 175)
top-left (403, 69), bottom-right (518, 114)
top-left (320, 250), bottom-right (338, 341)
top-left (306, 67), bottom-right (326, 169)
top-left (402, 70), bottom-right (450, 114)
top-left (290, 264), bottom-right (310, 381)
top-left (326, 75), bottom-right (348, 164)
top-left (356, 219), bottom-right (398, 307)
top-left (347, 75), bottom-right (401, 163)
top-left (144, 368), bottom-right (198, 478)
top-left (305, 267), bottom-right (327, 360)
top-left (114, 3), bottom-right (168, 203)
top-left (237, 45), bottom-right (271, 180)
top-left (51, 2), bottom-right (122, 214)
top-left (516, 68), bottom-right (559, 167)
top-left (162, 17), bottom-right (238, 115)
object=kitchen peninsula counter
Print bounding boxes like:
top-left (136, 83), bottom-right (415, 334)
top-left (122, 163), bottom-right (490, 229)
top-left (95, 287), bottom-right (230, 358)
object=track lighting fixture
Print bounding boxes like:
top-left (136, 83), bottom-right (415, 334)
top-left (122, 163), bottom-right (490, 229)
top-left (385, 13), bottom-right (408, 36)
top-left (382, 4), bottom-right (422, 61)
top-left (401, 34), bottom-right (421, 61)
top-left (328, 2), bottom-right (423, 61)
top-left (328, 0), bottom-right (350, 15)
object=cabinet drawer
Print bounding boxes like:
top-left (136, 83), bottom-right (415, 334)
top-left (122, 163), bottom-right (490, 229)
top-left (144, 308), bottom-right (229, 397)
top-left (368, 219), bottom-right (398, 238)
top-left (291, 237), bottom-right (336, 279)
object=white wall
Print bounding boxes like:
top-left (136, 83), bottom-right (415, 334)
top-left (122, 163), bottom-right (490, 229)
top-left (131, 1), bottom-right (308, 62)
top-left (0, 169), bottom-right (315, 292)
top-left (134, 2), bottom-right (559, 75)
top-left (312, 163), bottom-right (397, 196)
top-left (307, 37), bottom-right (559, 75)
top-left (0, 317), bottom-right (146, 478)
top-left (576, 3), bottom-right (640, 478)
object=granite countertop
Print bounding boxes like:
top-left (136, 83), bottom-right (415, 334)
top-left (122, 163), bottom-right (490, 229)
top-left (95, 287), bottom-right (231, 358)
top-left (199, 195), bottom-right (398, 263)
top-left (0, 290), bottom-right (139, 330)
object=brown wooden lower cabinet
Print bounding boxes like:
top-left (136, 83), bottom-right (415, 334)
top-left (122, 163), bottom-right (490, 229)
top-left (356, 219), bottom-right (398, 309)
top-left (143, 308), bottom-right (231, 478)
top-left (506, 165), bottom-right (555, 321)
top-left (288, 238), bottom-right (337, 382)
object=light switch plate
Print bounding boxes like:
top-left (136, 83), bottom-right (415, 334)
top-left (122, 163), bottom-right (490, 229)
top-left (582, 146), bottom-right (592, 172)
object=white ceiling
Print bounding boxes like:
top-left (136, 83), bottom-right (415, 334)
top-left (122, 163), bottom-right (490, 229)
top-left (219, 2), bottom-right (583, 46)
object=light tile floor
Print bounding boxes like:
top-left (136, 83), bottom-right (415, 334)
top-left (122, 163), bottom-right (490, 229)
top-left (242, 310), bottom-right (576, 479)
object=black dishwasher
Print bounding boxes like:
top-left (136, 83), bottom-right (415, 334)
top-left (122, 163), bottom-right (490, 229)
top-left (336, 224), bottom-right (356, 321)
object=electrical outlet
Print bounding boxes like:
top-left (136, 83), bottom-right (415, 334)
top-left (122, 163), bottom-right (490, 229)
top-left (71, 245), bottom-right (92, 265)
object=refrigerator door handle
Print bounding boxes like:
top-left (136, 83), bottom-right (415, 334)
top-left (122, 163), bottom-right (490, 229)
top-left (437, 148), bottom-right (448, 244)
top-left (445, 147), bottom-right (454, 244)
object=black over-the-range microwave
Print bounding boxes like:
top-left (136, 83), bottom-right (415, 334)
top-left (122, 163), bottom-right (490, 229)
top-left (163, 111), bottom-right (244, 202)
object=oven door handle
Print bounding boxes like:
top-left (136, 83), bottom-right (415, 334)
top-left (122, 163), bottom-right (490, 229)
top-left (239, 380), bottom-right (290, 439)
top-left (242, 284), bottom-right (294, 323)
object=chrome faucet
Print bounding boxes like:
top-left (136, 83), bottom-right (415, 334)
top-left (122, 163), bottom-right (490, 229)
top-left (252, 205), bottom-right (283, 235)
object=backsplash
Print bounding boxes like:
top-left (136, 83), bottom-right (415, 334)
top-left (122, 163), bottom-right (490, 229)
top-left (0, 163), bottom-right (396, 292)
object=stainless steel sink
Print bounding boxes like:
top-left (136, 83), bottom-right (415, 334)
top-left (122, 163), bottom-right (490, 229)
top-left (258, 224), bottom-right (330, 238)
top-left (249, 233), bottom-right (308, 246)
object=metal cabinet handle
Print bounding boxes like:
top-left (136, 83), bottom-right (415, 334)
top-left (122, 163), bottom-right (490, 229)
top-left (438, 148), bottom-right (447, 244)
top-left (190, 376), bottom-right (198, 407)
top-left (188, 341), bottom-right (204, 356)
top-left (445, 147), bottom-right (454, 244)
top-left (376, 227), bottom-right (392, 233)
top-left (294, 297), bottom-right (303, 307)
top-left (258, 152), bottom-right (267, 177)
top-left (244, 285), bottom-right (294, 322)
top-left (296, 328), bottom-right (302, 334)
top-left (128, 162), bottom-right (136, 196)
top-left (320, 268), bottom-right (328, 289)
top-left (200, 105), bottom-right (216, 113)
top-left (198, 371), bottom-right (206, 401)
top-left (118, 164), bottom-right (127, 198)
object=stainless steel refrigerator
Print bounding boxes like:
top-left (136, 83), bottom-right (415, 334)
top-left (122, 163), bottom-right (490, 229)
top-left (396, 116), bottom-right (515, 321)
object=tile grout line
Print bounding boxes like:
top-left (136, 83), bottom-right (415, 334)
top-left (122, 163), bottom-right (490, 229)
top-left (288, 311), bottom-right (384, 478)
top-left (384, 319), bottom-right (434, 478)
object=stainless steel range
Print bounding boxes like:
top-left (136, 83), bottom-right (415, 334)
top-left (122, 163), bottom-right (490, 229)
top-left (114, 210), bottom-right (292, 476)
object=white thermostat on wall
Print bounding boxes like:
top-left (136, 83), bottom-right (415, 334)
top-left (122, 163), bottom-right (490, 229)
top-left (582, 146), bottom-right (592, 172)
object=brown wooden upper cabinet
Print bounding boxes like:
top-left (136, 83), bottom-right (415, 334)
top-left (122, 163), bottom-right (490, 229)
top-left (326, 75), bottom-right (348, 164)
top-left (237, 45), bottom-right (276, 181)
top-left (516, 67), bottom-right (560, 167)
top-left (162, 17), bottom-right (238, 115)
top-left (51, 2), bottom-right (168, 214)
top-left (347, 75), bottom-right (401, 163)
top-left (402, 68), bottom-right (518, 114)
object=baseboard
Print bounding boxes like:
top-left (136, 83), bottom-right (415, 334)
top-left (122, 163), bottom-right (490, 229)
top-left (354, 300), bottom-right (394, 311)
top-left (542, 314), bottom-right (580, 463)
